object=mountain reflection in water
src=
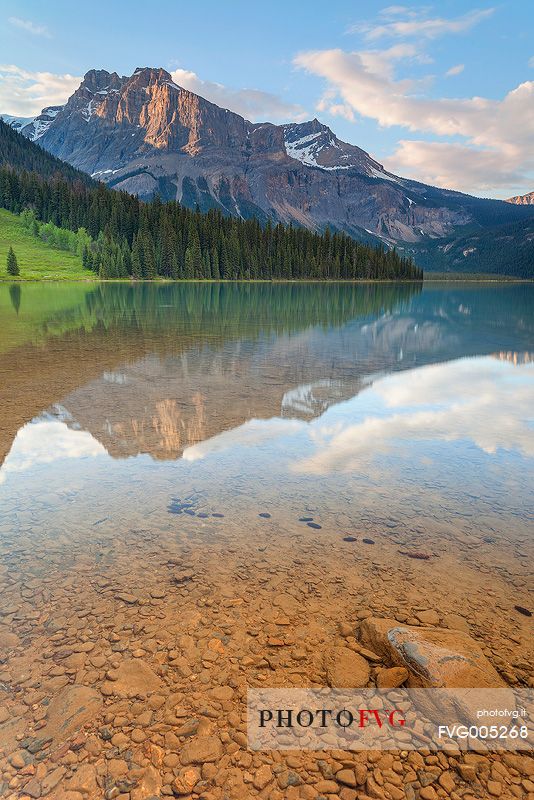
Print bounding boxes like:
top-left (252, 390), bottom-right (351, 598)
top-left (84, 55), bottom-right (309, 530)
top-left (0, 282), bottom-right (531, 479)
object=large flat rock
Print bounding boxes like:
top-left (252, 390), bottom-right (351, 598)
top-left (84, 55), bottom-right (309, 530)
top-left (360, 617), bottom-right (505, 688)
top-left (41, 684), bottom-right (103, 745)
top-left (324, 646), bottom-right (371, 688)
top-left (179, 735), bottom-right (223, 765)
top-left (107, 658), bottom-right (162, 698)
top-left (0, 715), bottom-right (26, 755)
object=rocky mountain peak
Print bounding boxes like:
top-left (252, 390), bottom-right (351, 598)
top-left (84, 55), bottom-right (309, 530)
top-left (506, 190), bottom-right (534, 205)
top-left (130, 66), bottom-right (174, 84)
top-left (19, 105), bottom-right (64, 141)
top-left (79, 68), bottom-right (123, 94)
top-left (283, 118), bottom-right (382, 174)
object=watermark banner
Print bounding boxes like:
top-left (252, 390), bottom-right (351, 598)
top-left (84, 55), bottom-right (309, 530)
top-left (248, 688), bottom-right (533, 752)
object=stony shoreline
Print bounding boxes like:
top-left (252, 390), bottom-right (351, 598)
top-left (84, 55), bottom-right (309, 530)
top-left (0, 509), bottom-right (532, 800)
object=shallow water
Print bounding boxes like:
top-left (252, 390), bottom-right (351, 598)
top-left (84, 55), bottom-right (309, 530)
top-left (0, 281), bottom-right (532, 798)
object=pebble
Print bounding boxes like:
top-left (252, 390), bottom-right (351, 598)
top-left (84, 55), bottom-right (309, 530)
top-left (343, 536), bottom-right (357, 542)
top-left (172, 767), bottom-right (200, 794)
top-left (399, 550), bottom-right (431, 560)
top-left (376, 666), bottom-right (409, 688)
top-left (307, 522), bottom-right (322, 529)
top-left (253, 765), bottom-right (273, 790)
top-left (9, 752), bottom-right (26, 769)
top-left (180, 736), bottom-right (223, 765)
top-left (115, 593), bottom-right (138, 604)
top-left (416, 610), bottom-right (440, 625)
top-left (362, 538), bottom-right (375, 544)
top-left (336, 769), bottom-right (357, 787)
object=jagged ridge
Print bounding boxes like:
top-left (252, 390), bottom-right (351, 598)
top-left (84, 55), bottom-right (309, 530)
top-left (9, 67), bottom-right (534, 250)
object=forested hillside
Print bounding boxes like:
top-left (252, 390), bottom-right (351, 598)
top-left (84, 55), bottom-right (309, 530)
top-left (0, 117), bottom-right (92, 184)
top-left (0, 120), bottom-right (422, 281)
top-left (410, 218), bottom-right (534, 279)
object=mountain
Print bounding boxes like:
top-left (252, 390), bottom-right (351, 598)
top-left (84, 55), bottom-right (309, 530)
top-left (0, 117), bottom-right (93, 183)
top-left (1, 119), bottom-right (421, 281)
top-left (404, 217), bottom-right (534, 279)
top-left (11, 67), bottom-right (532, 254)
top-left (20, 106), bottom-right (64, 141)
top-left (506, 191), bottom-right (534, 205)
top-left (0, 113), bottom-right (35, 133)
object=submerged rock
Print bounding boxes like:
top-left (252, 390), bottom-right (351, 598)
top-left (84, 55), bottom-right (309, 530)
top-left (105, 658), bottom-right (162, 697)
top-left (0, 629), bottom-right (20, 652)
top-left (360, 617), bottom-right (506, 688)
top-left (179, 735), bottom-right (223, 764)
top-left (399, 550), bottom-right (432, 560)
top-left (376, 666), bottom-right (409, 688)
top-left (41, 685), bottom-right (102, 746)
top-left (324, 646), bottom-right (371, 688)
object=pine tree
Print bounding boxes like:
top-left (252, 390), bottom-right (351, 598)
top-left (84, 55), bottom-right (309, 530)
top-left (6, 247), bottom-right (19, 276)
top-left (142, 234), bottom-right (157, 279)
top-left (131, 235), bottom-right (142, 279)
top-left (82, 245), bottom-right (93, 270)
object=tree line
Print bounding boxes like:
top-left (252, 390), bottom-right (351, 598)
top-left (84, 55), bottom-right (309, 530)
top-left (0, 119), bottom-right (422, 281)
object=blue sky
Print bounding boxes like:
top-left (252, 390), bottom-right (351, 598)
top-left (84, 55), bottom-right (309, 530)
top-left (1, 1), bottom-right (533, 198)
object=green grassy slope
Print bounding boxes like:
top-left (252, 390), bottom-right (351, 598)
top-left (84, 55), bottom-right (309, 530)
top-left (0, 208), bottom-right (88, 280)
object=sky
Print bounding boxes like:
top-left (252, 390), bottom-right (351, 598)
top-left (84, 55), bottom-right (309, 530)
top-left (0, 0), bottom-right (532, 199)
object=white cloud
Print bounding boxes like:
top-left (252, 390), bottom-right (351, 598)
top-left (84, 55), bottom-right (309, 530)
top-left (358, 43), bottom-right (432, 80)
top-left (384, 139), bottom-right (525, 192)
top-left (445, 63), bottom-right (465, 77)
top-left (352, 8), bottom-right (494, 41)
top-left (171, 68), bottom-right (307, 122)
top-left (379, 6), bottom-right (414, 18)
top-left (183, 417), bottom-right (301, 461)
top-left (294, 47), bottom-right (534, 195)
top-left (8, 16), bottom-right (51, 37)
top-left (0, 419), bottom-right (105, 485)
top-left (293, 358), bottom-right (534, 475)
top-left (0, 64), bottom-right (80, 116)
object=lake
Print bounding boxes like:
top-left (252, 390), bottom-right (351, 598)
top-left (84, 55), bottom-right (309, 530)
top-left (0, 281), bottom-right (532, 794)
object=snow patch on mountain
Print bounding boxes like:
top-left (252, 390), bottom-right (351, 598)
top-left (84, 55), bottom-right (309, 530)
top-left (366, 165), bottom-right (405, 184)
top-left (283, 130), bottom-right (349, 170)
top-left (1, 114), bottom-right (35, 132)
top-left (19, 107), bottom-right (63, 140)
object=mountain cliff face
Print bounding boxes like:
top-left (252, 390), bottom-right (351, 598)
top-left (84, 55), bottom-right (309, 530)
top-left (506, 191), bottom-right (534, 205)
top-left (15, 67), bottom-right (532, 246)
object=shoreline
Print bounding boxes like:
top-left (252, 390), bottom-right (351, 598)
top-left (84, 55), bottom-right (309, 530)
top-left (0, 277), bottom-right (532, 284)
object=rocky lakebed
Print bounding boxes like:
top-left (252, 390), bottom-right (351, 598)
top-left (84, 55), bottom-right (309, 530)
top-left (0, 502), bottom-right (532, 800)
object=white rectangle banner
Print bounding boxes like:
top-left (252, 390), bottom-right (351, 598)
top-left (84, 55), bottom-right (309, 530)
top-left (247, 688), bottom-right (533, 752)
